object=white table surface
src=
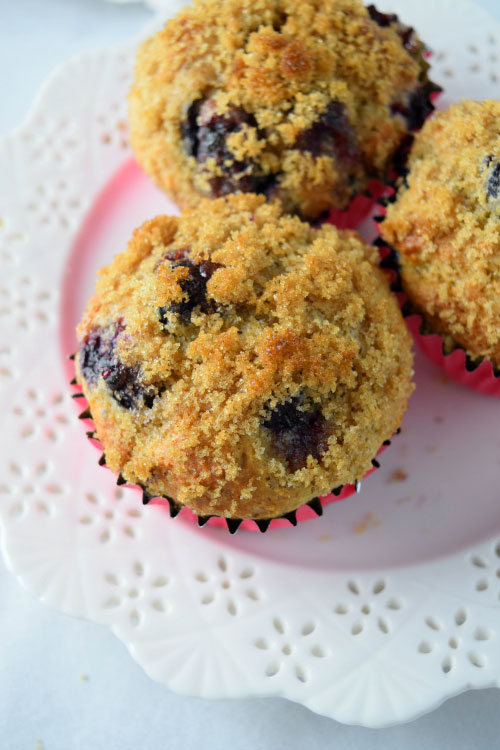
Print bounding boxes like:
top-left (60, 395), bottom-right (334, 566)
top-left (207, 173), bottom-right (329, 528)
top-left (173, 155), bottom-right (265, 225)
top-left (2, 1), bottom-right (500, 748)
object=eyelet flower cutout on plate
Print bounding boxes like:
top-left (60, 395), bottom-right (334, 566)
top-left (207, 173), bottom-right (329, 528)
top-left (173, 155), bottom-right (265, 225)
top-left (194, 555), bottom-right (262, 616)
top-left (78, 486), bottom-right (143, 544)
top-left (254, 617), bottom-right (331, 684)
top-left (3, 0), bottom-right (500, 730)
top-left (332, 578), bottom-right (404, 637)
top-left (101, 559), bottom-right (171, 627)
top-left (417, 608), bottom-right (493, 675)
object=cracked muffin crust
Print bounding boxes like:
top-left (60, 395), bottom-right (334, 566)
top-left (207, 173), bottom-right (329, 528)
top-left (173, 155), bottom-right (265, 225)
top-left (380, 100), bottom-right (500, 369)
top-left (76, 194), bottom-right (413, 520)
top-left (129, 0), bottom-right (437, 220)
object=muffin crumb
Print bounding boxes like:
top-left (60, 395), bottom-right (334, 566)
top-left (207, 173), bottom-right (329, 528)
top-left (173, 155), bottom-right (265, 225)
top-left (387, 468), bottom-right (408, 483)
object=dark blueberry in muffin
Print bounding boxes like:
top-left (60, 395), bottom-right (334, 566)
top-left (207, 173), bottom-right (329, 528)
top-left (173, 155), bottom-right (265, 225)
top-left (391, 87), bottom-right (435, 131)
top-left (80, 320), bottom-right (125, 387)
top-left (104, 362), bottom-right (158, 410)
top-left (406, 88), bottom-right (436, 130)
top-left (398, 26), bottom-right (420, 55)
top-left (366, 4), bottom-right (397, 27)
top-left (485, 158), bottom-right (500, 200)
top-left (196, 101), bottom-right (256, 164)
top-left (80, 321), bottom-right (158, 409)
top-left (367, 5), bottom-right (419, 55)
top-left (263, 395), bottom-right (331, 472)
top-left (295, 100), bottom-right (360, 165)
top-left (210, 171), bottom-right (278, 199)
top-left (181, 100), bottom-right (202, 157)
top-left (158, 251), bottom-right (221, 324)
top-left (182, 99), bottom-right (277, 197)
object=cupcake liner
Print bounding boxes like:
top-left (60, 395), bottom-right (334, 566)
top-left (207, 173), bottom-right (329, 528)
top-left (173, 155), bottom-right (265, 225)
top-left (407, 316), bottom-right (500, 397)
top-left (375, 241), bottom-right (500, 398)
top-left (70, 359), bottom-right (396, 533)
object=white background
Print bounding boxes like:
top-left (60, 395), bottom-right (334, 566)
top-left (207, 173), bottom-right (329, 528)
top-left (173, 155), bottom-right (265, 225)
top-left (2, 1), bottom-right (500, 748)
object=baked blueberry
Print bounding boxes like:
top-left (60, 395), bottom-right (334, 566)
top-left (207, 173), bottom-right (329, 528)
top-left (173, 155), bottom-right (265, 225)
top-left (157, 251), bottom-right (221, 324)
top-left (263, 395), bottom-right (331, 472)
top-left (295, 101), bottom-right (360, 164)
top-left (80, 321), bottom-right (158, 409)
top-left (391, 87), bottom-right (436, 131)
top-left (181, 101), bottom-right (278, 198)
top-left (485, 158), bottom-right (500, 200)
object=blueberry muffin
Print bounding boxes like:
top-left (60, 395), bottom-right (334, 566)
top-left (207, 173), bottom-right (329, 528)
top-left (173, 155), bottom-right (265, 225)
top-left (129, 0), bottom-right (437, 220)
top-left (380, 100), bottom-right (500, 370)
top-left (75, 194), bottom-right (413, 520)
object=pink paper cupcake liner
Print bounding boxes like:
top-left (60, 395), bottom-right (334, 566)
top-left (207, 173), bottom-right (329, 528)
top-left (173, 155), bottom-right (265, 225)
top-left (406, 316), bottom-right (500, 397)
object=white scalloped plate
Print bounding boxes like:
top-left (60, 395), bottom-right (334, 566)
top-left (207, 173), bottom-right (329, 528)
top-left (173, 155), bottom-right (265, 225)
top-left (2, 0), bottom-right (500, 729)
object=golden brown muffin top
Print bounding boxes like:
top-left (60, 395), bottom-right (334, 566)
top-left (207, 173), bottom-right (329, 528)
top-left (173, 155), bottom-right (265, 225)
top-left (129, 0), bottom-right (433, 218)
top-left (76, 194), bottom-right (413, 519)
top-left (380, 99), bottom-right (500, 367)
